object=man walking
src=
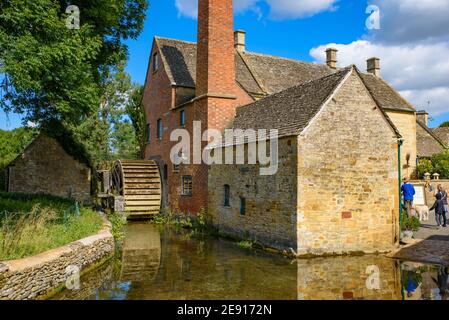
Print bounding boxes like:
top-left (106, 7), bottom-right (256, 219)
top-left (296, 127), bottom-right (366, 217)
top-left (401, 177), bottom-right (415, 218)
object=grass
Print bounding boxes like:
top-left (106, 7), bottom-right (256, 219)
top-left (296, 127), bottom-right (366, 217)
top-left (235, 240), bottom-right (254, 250)
top-left (0, 192), bottom-right (103, 261)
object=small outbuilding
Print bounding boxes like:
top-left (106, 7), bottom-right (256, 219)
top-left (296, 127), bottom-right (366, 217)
top-left (4, 131), bottom-right (92, 203)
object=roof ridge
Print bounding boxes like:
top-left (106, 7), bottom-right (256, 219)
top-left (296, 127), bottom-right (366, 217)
top-left (236, 50), bottom-right (267, 94)
top-left (242, 51), bottom-right (331, 68)
top-left (155, 36), bottom-right (196, 45)
top-left (236, 66), bottom-right (352, 112)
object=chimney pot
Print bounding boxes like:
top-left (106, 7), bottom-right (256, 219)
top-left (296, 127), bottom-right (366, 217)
top-left (367, 57), bottom-right (381, 77)
top-left (234, 30), bottom-right (246, 52)
top-left (326, 48), bottom-right (338, 69)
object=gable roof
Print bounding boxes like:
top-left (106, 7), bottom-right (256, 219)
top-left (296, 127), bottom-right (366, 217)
top-left (230, 66), bottom-right (401, 140)
top-left (154, 37), bottom-right (416, 112)
top-left (231, 67), bottom-right (352, 139)
top-left (7, 125), bottom-right (93, 169)
top-left (359, 73), bottom-right (415, 112)
top-left (433, 127), bottom-right (449, 146)
top-left (416, 121), bottom-right (447, 157)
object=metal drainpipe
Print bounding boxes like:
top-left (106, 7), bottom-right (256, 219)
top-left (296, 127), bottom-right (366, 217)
top-left (398, 138), bottom-right (404, 235)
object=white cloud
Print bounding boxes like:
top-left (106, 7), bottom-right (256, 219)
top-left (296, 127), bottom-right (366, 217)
top-left (368, 0), bottom-right (449, 44)
top-left (174, 0), bottom-right (338, 20)
top-left (175, 0), bottom-right (259, 19)
top-left (310, 0), bottom-right (449, 118)
top-left (175, 0), bottom-right (198, 19)
top-left (310, 40), bottom-right (449, 116)
top-left (265, 0), bottom-right (338, 19)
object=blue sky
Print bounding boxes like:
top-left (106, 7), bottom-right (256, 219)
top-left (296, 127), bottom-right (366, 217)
top-left (1, 0), bottom-right (448, 130)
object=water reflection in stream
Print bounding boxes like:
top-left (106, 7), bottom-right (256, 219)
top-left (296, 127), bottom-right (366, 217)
top-left (53, 222), bottom-right (448, 300)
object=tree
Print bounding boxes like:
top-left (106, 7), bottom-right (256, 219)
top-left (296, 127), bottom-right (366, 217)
top-left (439, 121), bottom-right (449, 128)
top-left (126, 85), bottom-right (145, 156)
top-left (111, 120), bottom-right (139, 160)
top-left (0, 127), bottom-right (38, 169)
top-left (0, 0), bottom-right (148, 125)
top-left (432, 151), bottom-right (449, 179)
top-left (417, 159), bottom-right (434, 179)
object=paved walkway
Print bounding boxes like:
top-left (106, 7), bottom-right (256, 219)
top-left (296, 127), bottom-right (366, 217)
top-left (391, 211), bottom-right (449, 266)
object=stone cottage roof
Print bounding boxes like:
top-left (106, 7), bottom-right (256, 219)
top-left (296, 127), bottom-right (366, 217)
top-left (359, 73), bottom-right (415, 112)
top-left (7, 124), bottom-right (93, 169)
top-left (433, 127), bottom-right (449, 146)
top-left (154, 37), bottom-right (416, 112)
top-left (229, 66), bottom-right (400, 141)
top-left (416, 121), bottom-right (447, 157)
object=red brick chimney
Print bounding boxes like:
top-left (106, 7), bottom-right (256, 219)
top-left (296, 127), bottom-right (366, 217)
top-left (196, 0), bottom-right (236, 98)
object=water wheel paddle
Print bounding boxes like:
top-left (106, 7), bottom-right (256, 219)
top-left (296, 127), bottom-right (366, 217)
top-left (110, 160), bottom-right (162, 219)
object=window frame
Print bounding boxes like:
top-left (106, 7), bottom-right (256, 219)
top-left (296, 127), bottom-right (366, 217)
top-left (180, 109), bottom-right (186, 128)
top-left (181, 175), bottom-right (193, 197)
top-left (224, 184), bottom-right (230, 207)
top-left (157, 118), bottom-right (163, 140)
top-left (240, 197), bottom-right (246, 215)
top-left (145, 123), bottom-right (151, 144)
top-left (152, 52), bottom-right (159, 73)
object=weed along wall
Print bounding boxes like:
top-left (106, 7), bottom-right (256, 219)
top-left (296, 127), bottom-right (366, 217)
top-left (0, 219), bottom-right (114, 300)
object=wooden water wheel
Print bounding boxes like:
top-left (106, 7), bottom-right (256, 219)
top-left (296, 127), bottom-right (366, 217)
top-left (110, 160), bottom-right (162, 219)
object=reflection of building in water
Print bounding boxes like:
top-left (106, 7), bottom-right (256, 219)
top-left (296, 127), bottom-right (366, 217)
top-left (297, 256), bottom-right (402, 300)
top-left (120, 223), bottom-right (161, 282)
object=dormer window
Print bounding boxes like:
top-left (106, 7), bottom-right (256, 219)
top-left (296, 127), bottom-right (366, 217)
top-left (153, 52), bottom-right (159, 73)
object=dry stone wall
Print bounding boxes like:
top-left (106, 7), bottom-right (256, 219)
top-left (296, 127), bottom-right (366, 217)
top-left (0, 220), bottom-right (114, 300)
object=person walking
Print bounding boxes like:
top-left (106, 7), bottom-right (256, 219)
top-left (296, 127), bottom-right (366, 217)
top-left (401, 177), bottom-right (415, 218)
top-left (430, 192), bottom-right (447, 228)
top-left (437, 185), bottom-right (448, 228)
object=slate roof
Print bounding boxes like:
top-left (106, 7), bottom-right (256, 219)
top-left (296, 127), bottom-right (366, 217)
top-left (433, 127), bottom-right (449, 146)
top-left (359, 73), bottom-right (415, 112)
top-left (416, 121), bottom-right (447, 157)
top-left (231, 67), bottom-right (351, 138)
top-left (155, 37), bottom-right (416, 112)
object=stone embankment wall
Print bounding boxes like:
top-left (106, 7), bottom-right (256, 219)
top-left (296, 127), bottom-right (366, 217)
top-left (0, 218), bottom-right (114, 300)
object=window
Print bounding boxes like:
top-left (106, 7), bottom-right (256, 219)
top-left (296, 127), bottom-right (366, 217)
top-left (182, 176), bottom-right (193, 196)
top-left (240, 197), bottom-right (246, 215)
top-left (224, 185), bottom-right (230, 207)
top-left (145, 124), bottom-right (151, 144)
top-left (157, 118), bottom-right (163, 139)
top-left (152, 52), bottom-right (159, 72)
top-left (163, 164), bottom-right (168, 181)
top-left (180, 110), bottom-right (186, 128)
top-left (173, 164), bottom-right (180, 172)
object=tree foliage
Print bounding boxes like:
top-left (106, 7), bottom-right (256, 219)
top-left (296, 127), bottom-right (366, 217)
top-left (0, 127), bottom-right (39, 169)
top-left (126, 84), bottom-right (145, 156)
top-left (439, 121), bottom-right (449, 128)
top-left (417, 151), bottom-right (449, 179)
top-left (0, 0), bottom-right (148, 125)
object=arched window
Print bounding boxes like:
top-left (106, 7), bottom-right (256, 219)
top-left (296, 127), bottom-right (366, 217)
top-left (224, 184), bottom-right (230, 207)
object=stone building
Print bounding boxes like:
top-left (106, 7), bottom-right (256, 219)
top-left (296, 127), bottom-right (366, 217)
top-left (142, 0), bottom-right (420, 254)
top-left (5, 133), bottom-right (92, 203)
top-left (416, 111), bottom-right (447, 159)
top-left (209, 66), bottom-right (401, 254)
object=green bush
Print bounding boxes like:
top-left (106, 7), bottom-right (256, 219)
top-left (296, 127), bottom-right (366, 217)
top-left (432, 151), bottom-right (449, 179)
top-left (417, 159), bottom-right (434, 179)
top-left (401, 215), bottom-right (421, 232)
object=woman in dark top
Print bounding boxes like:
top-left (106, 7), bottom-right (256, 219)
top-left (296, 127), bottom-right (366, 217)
top-left (430, 192), bottom-right (447, 228)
